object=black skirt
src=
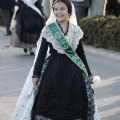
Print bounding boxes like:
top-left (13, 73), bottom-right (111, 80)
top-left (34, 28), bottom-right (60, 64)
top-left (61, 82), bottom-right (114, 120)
top-left (32, 54), bottom-right (95, 120)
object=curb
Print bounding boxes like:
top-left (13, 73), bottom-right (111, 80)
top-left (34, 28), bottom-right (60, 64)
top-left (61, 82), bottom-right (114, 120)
top-left (84, 45), bottom-right (120, 62)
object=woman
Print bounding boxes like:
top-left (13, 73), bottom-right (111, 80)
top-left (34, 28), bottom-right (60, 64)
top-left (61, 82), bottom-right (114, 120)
top-left (10, 0), bottom-right (45, 55)
top-left (11, 0), bottom-right (100, 119)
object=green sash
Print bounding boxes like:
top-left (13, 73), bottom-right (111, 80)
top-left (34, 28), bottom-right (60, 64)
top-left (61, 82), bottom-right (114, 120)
top-left (47, 23), bottom-right (88, 77)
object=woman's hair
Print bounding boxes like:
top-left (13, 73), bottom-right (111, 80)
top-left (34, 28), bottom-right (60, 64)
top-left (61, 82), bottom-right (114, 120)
top-left (53, 0), bottom-right (72, 15)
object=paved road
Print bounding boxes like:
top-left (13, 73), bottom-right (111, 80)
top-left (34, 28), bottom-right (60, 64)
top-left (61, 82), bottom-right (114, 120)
top-left (0, 31), bottom-right (120, 120)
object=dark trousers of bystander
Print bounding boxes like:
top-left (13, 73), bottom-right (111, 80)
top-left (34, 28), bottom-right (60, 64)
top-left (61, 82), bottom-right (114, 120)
top-left (72, 1), bottom-right (89, 22)
top-left (1, 8), bottom-right (12, 35)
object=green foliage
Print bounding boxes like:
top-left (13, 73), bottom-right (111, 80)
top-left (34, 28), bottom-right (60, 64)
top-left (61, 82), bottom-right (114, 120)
top-left (79, 15), bottom-right (120, 52)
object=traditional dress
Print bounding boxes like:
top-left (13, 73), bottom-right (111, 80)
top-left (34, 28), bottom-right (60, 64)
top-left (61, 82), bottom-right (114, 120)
top-left (31, 22), bottom-right (97, 120)
top-left (11, 1), bottom-right (100, 120)
top-left (10, 0), bottom-right (44, 48)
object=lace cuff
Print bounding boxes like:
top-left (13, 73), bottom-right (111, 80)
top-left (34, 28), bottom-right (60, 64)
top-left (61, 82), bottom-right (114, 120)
top-left (32, 75), bottom-right (39, 78)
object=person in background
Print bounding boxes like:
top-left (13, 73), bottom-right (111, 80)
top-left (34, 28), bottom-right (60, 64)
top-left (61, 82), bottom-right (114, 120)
top-left (10, 0), bottom-right (45, 55)
top-left (11, 0), bottom-right (100, 120)
top-left (0, 0), bottom-right (15, 35)
top-left (106, 0), bottom-right (120, 17)
top-left (72, 0), bottom-right (92, 22)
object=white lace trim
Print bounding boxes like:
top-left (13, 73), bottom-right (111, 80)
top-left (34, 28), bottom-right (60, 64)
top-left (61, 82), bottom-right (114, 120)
top-left (40, 23), bottom-right (83, 54)
top-left (11, 96), bottom-right (100, 120)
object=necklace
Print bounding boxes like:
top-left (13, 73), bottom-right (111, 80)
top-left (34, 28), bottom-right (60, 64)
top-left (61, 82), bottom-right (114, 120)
top-left (57, 21), bottom-right (69, 36)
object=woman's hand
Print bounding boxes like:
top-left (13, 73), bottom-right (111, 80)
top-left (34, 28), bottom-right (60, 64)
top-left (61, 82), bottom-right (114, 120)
top-left (89, 75), bottom-right (94, 84)
top-left (32, 78), bottom-right (39, 86)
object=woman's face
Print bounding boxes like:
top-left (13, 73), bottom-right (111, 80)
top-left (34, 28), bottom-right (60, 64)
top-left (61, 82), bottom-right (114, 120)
top-left (54, 2), bottom-right (70, 22)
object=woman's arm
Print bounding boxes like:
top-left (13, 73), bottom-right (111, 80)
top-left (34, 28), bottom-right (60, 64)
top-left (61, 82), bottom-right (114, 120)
top-left (33, 37), bottom-right (49, 79)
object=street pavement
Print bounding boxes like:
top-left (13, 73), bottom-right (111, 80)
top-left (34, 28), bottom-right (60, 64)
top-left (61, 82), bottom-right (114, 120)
top-left (0, 27), bottom-right (120, 120)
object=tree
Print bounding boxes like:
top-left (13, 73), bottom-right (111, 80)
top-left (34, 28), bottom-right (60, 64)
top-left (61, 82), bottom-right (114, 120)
top-left (90, 0), bottom-right (106, 17)
top-left (43, 0), bottom-right (52, 18)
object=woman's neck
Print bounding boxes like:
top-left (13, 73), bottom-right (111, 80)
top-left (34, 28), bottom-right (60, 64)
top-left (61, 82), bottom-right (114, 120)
top-left (57, 20), bottom-right (68, 28)
top-left (57, 20), bottom-right (69, 33)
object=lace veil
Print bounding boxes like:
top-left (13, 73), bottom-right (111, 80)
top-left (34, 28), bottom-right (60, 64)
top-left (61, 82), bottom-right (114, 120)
top-left (21, 0), bottom-right (42, 16)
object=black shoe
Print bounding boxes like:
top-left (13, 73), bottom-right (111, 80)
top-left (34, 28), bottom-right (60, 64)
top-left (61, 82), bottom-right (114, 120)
top-left (29, 48), bottom-right (34, 55)
top-left (23, 48), bottom-right (27, 53)
top-left (30, 51), bottom-right (35, 55)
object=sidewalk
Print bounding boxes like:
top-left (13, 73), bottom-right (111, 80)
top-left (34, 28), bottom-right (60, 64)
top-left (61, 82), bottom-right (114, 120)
top-left (0, 26), bottom-right (6, 32)
top-left (0, 26), bottom-right (120, 62)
